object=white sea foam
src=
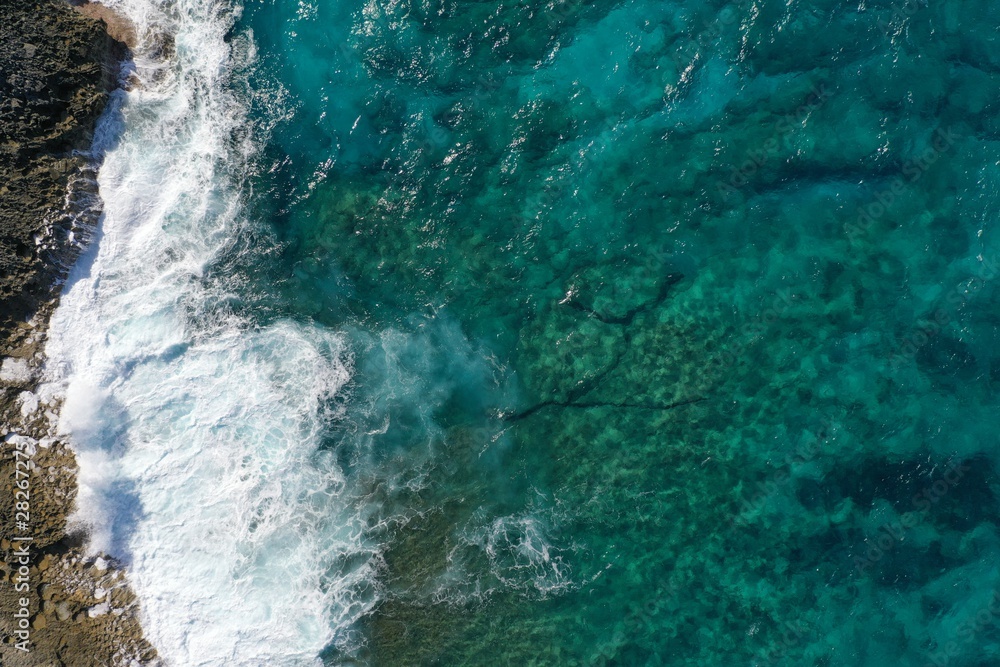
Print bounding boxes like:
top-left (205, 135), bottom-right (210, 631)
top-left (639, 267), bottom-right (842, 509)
top-left (41, 1), bottom-right (377, 664)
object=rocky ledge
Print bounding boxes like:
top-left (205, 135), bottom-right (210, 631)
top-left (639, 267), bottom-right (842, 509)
top-left (0, 1), bottom-right (155, 665)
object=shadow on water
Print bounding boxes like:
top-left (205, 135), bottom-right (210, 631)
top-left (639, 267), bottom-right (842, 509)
top-left (90, 477), bottom-right (146, 567)
top-left (53, 51), bottom-right (150, 566)
top-left (65, 388), bottom-right (147, 567)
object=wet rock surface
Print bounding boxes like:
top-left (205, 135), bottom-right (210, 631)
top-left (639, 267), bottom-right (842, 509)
top-left (0, 0), bottom-right (125, 342)
top-left (0, 2), bottom-right (156, 665)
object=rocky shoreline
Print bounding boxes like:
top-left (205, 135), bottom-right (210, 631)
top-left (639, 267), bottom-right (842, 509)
top-left (0, 1), bottom-right (156, 665)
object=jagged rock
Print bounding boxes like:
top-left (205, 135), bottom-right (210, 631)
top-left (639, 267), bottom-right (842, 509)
top-left (0, 2), bottom-right (156, 666)
top-left (0, 0), bottom-right (126, 343)
top-left (70, 0), bottom-right (138, 48)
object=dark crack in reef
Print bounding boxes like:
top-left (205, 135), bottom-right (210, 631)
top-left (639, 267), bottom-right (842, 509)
top-left (0, 1), bottom-right (156, 665)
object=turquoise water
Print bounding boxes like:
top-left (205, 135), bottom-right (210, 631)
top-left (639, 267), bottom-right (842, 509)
top-left (229, 0), bottom-right (1000, 663)
top-left (221, 0), bottom-right (1000, 666)
top-left (50, 0), bottom-right (1000, 664)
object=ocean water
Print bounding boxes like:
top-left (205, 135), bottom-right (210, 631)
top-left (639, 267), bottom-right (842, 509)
top-left (40, 0), bottom-right (1000, 664)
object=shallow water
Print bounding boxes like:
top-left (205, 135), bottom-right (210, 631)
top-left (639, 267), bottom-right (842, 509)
top-left (43, 0), bottom-right (1000, 664)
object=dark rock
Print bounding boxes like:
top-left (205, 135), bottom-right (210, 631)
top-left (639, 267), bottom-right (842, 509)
top-left (0, 2), bottom-right (157, 666)
top-left (0, 0), bottom-right (126, 345)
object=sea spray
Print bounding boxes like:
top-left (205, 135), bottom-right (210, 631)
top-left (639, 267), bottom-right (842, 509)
top-left (41, 1), bottom-right (378, 664)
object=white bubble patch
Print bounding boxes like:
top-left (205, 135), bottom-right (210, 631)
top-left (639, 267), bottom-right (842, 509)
top-left (40, 0), bottom-right (378, 665)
